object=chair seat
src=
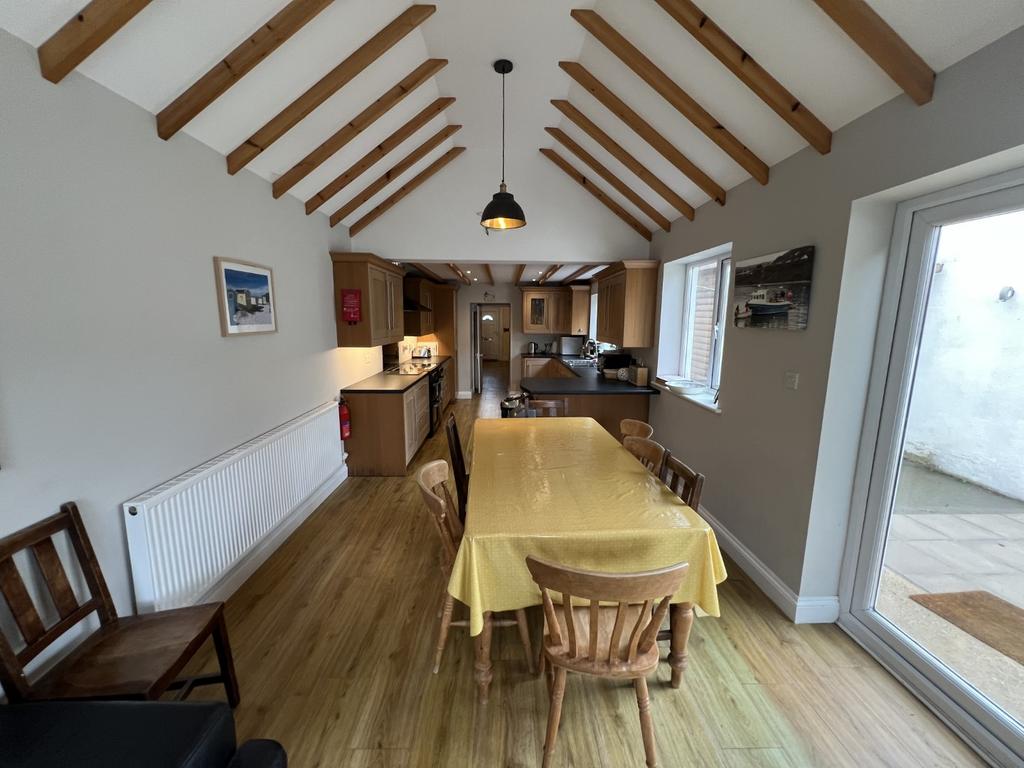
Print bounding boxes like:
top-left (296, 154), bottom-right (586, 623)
top-left (543, 604), bottom-right (659, 678)
top-left (28, 603), bottom-right (223, 701)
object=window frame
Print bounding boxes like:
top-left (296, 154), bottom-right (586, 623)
top-left (678, 254), bottom-right (731, 390)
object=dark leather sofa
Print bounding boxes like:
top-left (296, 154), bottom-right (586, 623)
top-left (0, 701), bottom-right (285, 768)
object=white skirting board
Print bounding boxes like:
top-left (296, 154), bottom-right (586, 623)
top-left (194, 461), bottom-right (348, 606)
top-left (700, 506), bottom-right (840, 623)
top-left (456, 390), bottom-right (473, 399)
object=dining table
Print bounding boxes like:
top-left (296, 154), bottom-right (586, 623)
top-left (447, 416), bottom-right (727, 701)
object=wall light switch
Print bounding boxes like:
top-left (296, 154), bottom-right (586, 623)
top-left (785, 371), bottom-right (800, 390)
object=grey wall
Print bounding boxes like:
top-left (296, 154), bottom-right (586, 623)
top-left (0, 30), bottom-right (378, 619)
top-left (647, 27), bottom-right (1024, 600)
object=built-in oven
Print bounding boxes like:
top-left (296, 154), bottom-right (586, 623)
top-left (428, 365), bottom-right (445, 436)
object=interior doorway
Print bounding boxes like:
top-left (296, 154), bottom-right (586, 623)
top-left (472, 303), bottom-right (511, 395)
top-left (843, 171), bottom-right (1024, 765)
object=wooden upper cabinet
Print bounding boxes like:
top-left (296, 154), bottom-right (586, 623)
top-left (569, 285), bottom-right (591, 337)
top-left (595, 261), bottom-right (659, 348)
top-left (521, 287), bottom-right (584, 335)
top-left (403, 277), bottom-right (434, 336)
top-left (331, 252), bottom-right (405, 347)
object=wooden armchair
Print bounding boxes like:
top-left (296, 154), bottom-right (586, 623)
top-left (623, 436), bottom-right (668, 477)
top-left (415, 461), bottom-right (533, 675)
top-left (0, 502), bottom-right (239, 706)
top-left (526, 555), bottom-right (689, 768)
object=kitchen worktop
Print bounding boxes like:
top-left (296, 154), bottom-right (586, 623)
top-left (522, 358), bottom-right (658, 396)
top-left (342, 356), bottom-right (451, 394)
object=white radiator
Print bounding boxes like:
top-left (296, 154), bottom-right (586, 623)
top-left (123, 402), bottom-right (345, 613)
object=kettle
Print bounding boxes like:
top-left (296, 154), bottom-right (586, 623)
top-left (527, 341), bottom-right (539, 354)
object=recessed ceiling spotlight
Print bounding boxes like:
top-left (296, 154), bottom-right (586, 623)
top-left (473, 277), bottom-right (478, 281)
top-left (538, 270), bottom-right (543, 274)
top-left (466, 269), bottom-right (472, 274)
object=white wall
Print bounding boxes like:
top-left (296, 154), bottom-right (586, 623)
top-left (0, 29), bottom-right (376, 620)
top-left (904, 212), bottom-right (1024, 500)
top-left (647, 26), bottom-right (1024, 604)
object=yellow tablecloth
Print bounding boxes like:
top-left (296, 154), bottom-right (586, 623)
top-left (448, 417), bottom-right (728, 635)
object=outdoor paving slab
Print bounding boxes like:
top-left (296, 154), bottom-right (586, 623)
top-left (969, 540), bottom-right (1024, 572)
top-left (903, 513), bottom-right (1000, 540)
top-left (909, 539), bottom-right (1017, 575)
top-left (884, 541), bottom-right (956, 576)
top-left (973, 573), bottom-right (1024, 607)
top-left (888, 515), bottom-right (946, 541)
top-left (899, 573), bottom-right (979, 594)
top-left (963, 514), bottom-right (1024, 539)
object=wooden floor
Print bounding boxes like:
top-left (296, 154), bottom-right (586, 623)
top-left (191, 392), bottom-right (983, 767)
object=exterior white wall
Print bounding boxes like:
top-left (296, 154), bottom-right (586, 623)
top-left (904, 212), bottom-right (1024, 500)
top-left (647, 26), bottom-right (1024, 602)
top-left (0, 30), bottom-right (375, 622)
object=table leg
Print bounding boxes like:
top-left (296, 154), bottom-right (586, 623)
top-left (668, 602), bottom-right (693, 689)
top-left (474, 611), bottom-right (494, 703)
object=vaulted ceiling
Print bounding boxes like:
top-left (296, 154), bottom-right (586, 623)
top-left (4, 0), bottom-right (1022, 256)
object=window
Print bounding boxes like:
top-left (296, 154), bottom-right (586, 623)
top-left (658, 244), bottom-right (732, 402)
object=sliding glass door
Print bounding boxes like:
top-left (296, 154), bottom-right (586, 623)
top-left (843, 171), bottom-right (1024, 766)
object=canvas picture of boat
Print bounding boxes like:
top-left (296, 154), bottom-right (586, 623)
top-left (733, 245), bottom-right (815, 330)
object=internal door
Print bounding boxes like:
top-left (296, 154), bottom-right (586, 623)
top-left (480, 309), bottom-right (500, 360)
top-left (843, 172), bottom-right (1024, 765)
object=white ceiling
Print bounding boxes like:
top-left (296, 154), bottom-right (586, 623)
top-left (3, 0), bottom-right (1022, 254)
top-left (417, 262), bottom-right (607, 285)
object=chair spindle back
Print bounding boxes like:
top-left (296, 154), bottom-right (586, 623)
top-left (661, 455), bottom-right (706, 510)
top-left (444, 414), bottom-right (469, 523)
top-left (416, 460), bottom-right (464, 576)
top-left (620, 419), bottom-right (654, 440)
top-left (623, 436), bottom-right (668, 477)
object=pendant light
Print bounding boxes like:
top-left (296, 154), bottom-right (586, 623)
top-left (480, 59), bottom-right (526, 231)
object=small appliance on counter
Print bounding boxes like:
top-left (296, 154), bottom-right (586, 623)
top-left (527, 341), bottom-right (539, 354)
top-left (598, 351), bottom-right (632, 372)
top-left (500, 392), bottom-right (527, 418)
top-left (412, 345), bottom-right (433, 359)
top-left (558, 336), bottom-right (584, 356)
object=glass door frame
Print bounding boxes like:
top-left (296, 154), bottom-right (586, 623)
top-left (839, 167), bottom-right (1024, 767)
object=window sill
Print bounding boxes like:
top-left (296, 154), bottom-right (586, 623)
top-left (652, 382), bottom-right (722, 414)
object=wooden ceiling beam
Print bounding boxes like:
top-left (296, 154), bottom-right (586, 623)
top-left (408, 262), bottom-right (446, 282)
top-left (546, 127), bottom-right (671, 232)
top-left (157, 0), bottom-right (332, 140)
top-left (811, 0), bottom-right (934, 105)
top-left (570, 10), bottom-right (767, 186)
top-left (514, 265), bottom-right (527, 284)
top-left (538, 265), bottom-right (563, 284)
top-left (330, 123), bottom-right (461, 226)
top-left (540, 148), bottom-right (652, 241)
top-left (275, 58), bottom-right (446, 198)
top-left (483, 265), bottom-right (495, 285)
top-left (306, 96), bottom-right (454, 214)
top-left (559, 62), bottom-right (726, 205)
top-left (38, 0), bottom-right (152, 83)
top-left (653, 0), bottom-right (832, 154)
top-left (447, 264), bottom-right (471, 286)
top-left (561, 265), bottom-right (596, 284)
top-left (552, 99), bottom-right (694, 220)
top-left (227, 4), bottom-right (436, 174)
top-left (348, 146), bottom-right (465, 236)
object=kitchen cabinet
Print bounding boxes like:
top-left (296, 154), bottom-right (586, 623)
top-left (595, 261), bottom-right (659, 348)
top-left (442, 358), bottom-right (456, 409)
top-left (521, 288), bottom-right (578, 335)
top-left (569, 285), bottom-right (590, 336)
top-left (403, 379), bottom-right (430, 464)
top-left (522, 357), bottom-right (578, 379)
top-left (331, 252), bottom-right (404, 347)
top-left (403, 277), bottom-right (434, 336)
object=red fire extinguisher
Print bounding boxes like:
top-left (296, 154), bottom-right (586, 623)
top-left (338, 395), bottom-right (351, 441)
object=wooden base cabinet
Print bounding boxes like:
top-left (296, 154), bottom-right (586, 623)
top-left (343, 379), bottom-right (429, 477)
top-left (331, 253), bottom-right (405, 347)
top-left (595, 261), bottom-right (659, 348)
top-left (522, 358), bottom-right (577, 379)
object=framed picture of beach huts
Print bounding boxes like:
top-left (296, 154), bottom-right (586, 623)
top-left (733, 245), bottom-right (814, 330)
top-left (214, 257), bottom-right (277, 337)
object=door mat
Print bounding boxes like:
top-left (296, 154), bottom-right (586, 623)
top-left (909, 590), bottom-right (1024, 665)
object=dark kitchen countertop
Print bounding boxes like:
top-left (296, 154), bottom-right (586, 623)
top-left (342, 355), bottom-right (452, 394)
top-left (522, 359), bottom-right (658, 396)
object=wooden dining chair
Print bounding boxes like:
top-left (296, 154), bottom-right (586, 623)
top-left (623, 436), bottom-right (668, 477)
top-left (527, 398), bottom-right (569, 417)
top-left (416, 461), bottom-right (534, 675)
top-left (0, 502), bottom-right (239, 706)
top-left (661, 455), bottom-right (705, 511)
top-left (620, 418), bottom-right (654, 441)
top-left (526, 556), bottom-right (689, 768)
top-left (444, 413), bottom-right (469, 523)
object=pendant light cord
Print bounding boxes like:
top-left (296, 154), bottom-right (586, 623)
top-left (500, 71), bottom-right (506, 184)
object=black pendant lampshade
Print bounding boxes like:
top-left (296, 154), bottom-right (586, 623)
top-left (481, 59), bottom-right (526, 231)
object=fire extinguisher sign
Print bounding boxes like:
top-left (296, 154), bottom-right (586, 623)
top-left (341, 289), bottom-right (362, 323)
